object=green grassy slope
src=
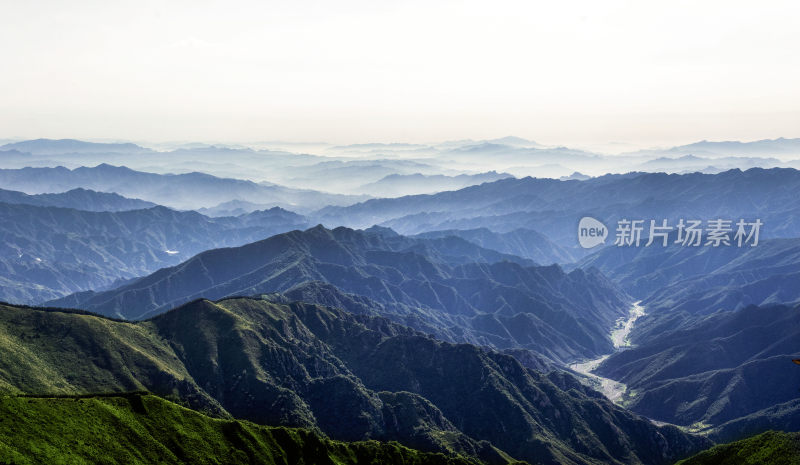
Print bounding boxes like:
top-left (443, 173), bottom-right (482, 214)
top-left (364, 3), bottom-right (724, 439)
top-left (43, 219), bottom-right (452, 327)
top-left (0, 302), bottom-right (226, 415)
top-left (676, 430), bottom-right (800, 465)
top-left (0, 393), bottom-right (486, 465)
top-left (0, 300), bottom-right (509, 463)
top-left (0, 299), bottom-right (708, 465)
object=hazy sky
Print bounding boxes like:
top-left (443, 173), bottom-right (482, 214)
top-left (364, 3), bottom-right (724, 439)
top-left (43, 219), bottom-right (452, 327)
top-left (1, 0), bottom-right (799, 149)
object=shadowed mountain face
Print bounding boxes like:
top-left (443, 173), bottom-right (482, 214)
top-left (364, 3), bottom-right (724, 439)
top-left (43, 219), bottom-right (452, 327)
top-left (636, 239), bottom-right (800, 337)
top-left (0, 298), bottom-right (709, 465)
top-left (313, 168), bottom-right (800, 248)
top-left (0, 203), bottom-right (309, 304)
top-left (575, 233), bottom-right (800, 439)
top-left (710, 400), bottom-right (800, 444)
top-left (415, 228), bottom-right (580, 265)
top-left (6, 139), bottom-right (800, 463)
top-left (577, 237), bottom-right (800, 302)
top-left (47, 225), bottom-right (630, 363)
top-left (596, 304), bottom-right (800, 440)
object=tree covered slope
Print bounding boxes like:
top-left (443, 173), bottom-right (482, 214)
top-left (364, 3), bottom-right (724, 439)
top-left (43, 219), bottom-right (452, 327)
top-left (675, 430), bottom-right (800, 465)
top-left (0, 299), bottom-right (708, 465)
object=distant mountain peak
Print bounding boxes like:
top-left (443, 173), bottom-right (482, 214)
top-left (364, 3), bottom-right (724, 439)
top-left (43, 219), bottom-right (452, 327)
top-left (486, 136), bottom-right (539, 146)
top-left (0, 138), bottom-right (150, 155)
top-left (559, 171), bottom-right (591, 181)
top-left (363, 225), bottom-right (399, 237)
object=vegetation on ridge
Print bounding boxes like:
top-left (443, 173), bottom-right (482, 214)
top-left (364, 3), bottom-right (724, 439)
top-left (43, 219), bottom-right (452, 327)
top-left (0, 393), bottom-right (492, 465)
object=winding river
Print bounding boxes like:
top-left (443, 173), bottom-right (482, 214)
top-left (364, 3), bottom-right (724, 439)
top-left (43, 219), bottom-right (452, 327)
top-left (568, 301), bottom-right (645, 403)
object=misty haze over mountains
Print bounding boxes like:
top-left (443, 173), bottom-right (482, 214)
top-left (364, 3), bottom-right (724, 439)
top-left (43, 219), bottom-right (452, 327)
top-left (2, 136), bottom-right (800, 202)
top-left (1, 135), bottom-right (799, 464)
top-left (6, 0), bottom-right (800, 461)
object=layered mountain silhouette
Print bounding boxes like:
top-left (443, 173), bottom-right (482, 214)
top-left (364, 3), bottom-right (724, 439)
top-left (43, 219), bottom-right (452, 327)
top-left (631, 137), bottom-right (800, 158)
top-left (47, 225), bottom-right (629, 363)
top-left (641, 239), bottom-right (800, 320)
top-left (574, 233), bottom-right (800, 440)
top-left (314, 168), bottom-right (800, 248)
top-left (635, 155), bottom-right (782, 174)
top-left (4, 137), bottom-right (800, 463)
top-left (0, 203), bottom-right (308, 303)
top-left (578, 236), bottom-right (800, 347)
top-left (356, 172), bottom-right (513, 197)
top-left (0, 164), bottom-right (362, 211)
top-left (415, 228), bottom-right (579, 264)
top-left (0, 138), bottom-right (152, 155)
top-left (578, 237), bottom-right (800, 301)
top-left (0, 298), bottom-right (709, 465)
top-left (0, 186), bottom-right (155, 211)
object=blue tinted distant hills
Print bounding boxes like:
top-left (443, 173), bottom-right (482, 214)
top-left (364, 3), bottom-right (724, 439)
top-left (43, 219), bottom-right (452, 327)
top-left (0, 138), bottom-right (152, 155)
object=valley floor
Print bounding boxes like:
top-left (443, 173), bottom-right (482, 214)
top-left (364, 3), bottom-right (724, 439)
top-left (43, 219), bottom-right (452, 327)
top-left (568, 302), bottom-right (645, 403)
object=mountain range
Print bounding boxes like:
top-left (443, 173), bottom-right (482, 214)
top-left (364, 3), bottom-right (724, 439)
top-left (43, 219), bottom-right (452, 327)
top-left (0, 186), bottom-right (155, 211)
top-left (631, 137), bottom-right (800, 158)
top-left (2, 136), bottom-right (800, 463)
top-left (596, 304), bottom-right (800, 440)
top-left (6, 137), bottom-right (800, 197)
top-left (46, 225), bottom-right (630, 363)
top-left (356, 172), bottom-right (514, 198)
top-left (0, 298), bottom-right (710, 465)
top-left (0, 202), bottom-right (309, 304)
top-left (577, 237), bottom-right (800, 302)
top-left (0, 138), bottom-right (153, 155)
top-left (0, 164), bottom-right (362, 212)
top-left (414, 228), bottom-right (580, 265)
top-left (314, 169), bottom-right (800, 250)
top-left (569, 228), bottom-right (800, 440)
top-left (0, 393), bottom-right (489, 465)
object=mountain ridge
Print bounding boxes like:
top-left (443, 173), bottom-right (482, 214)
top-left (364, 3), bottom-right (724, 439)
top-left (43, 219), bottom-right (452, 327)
top-left (0, 297), bottom-right (709, 465)
top-left (0, 164), bottom-right (363, 212)
top-left (0, 202), bottom-right (309, 304)
top-left (46, 225), bottom-right (630, 363)
top-left (0, 186), bottom-right (155, 211)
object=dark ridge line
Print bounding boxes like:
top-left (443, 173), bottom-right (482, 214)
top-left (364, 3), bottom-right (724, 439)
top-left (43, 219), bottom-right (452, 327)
top-left (10, 390), bottom-right (151, 399)
top-left (0, 300), bottom-right (133, 323)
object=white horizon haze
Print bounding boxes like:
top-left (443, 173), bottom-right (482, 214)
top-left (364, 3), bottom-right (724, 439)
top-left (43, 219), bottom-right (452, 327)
top-left (1, 0), bottom-right (799, 149)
